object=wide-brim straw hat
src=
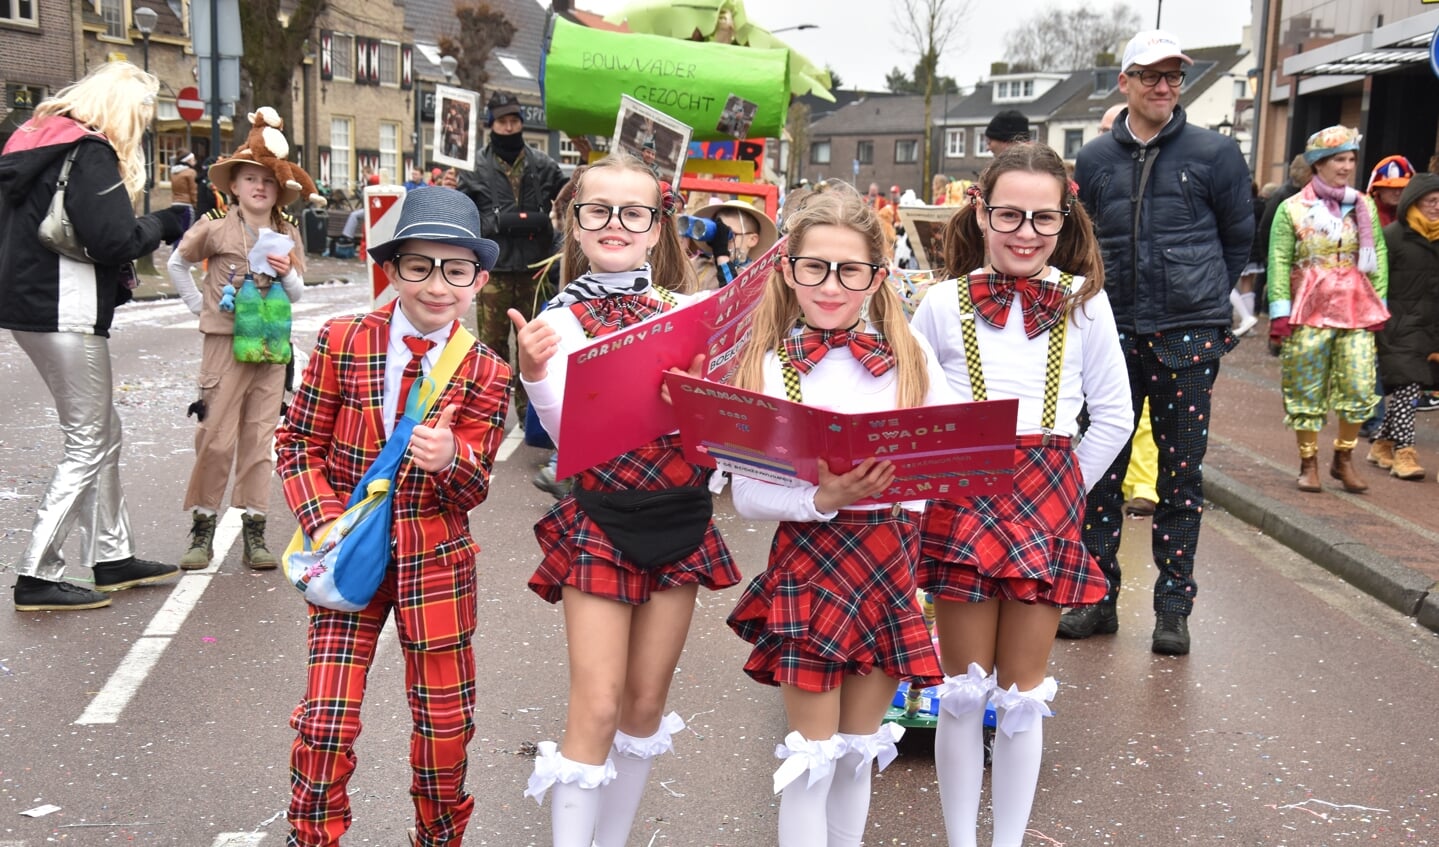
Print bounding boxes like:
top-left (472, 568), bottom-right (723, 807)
top-left (692, 200), bottom-right (777, 256)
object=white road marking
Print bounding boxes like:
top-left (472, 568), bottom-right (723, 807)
top-left (496, 422), bottom-right (525, 462)
top-left (74, 508), bottom-right (244, 725)
top-left (212, 834), bottom-right (268, 846)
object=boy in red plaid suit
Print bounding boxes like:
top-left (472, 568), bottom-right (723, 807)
top-left (276, 187), bottom-right (512, 847)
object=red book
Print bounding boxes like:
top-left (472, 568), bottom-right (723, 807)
top-left (555, 241), bottom-right (783, 478)
top-left (663, 372), bottom-right (1020, 504)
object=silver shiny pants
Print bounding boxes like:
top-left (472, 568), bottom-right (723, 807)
top-left (12, 330), bottom-right (133, 579)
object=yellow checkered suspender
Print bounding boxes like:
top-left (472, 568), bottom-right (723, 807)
top-left (956, 273), bottom-right (1071, 443)
top-left (777, 341), bottom-right (805, 402)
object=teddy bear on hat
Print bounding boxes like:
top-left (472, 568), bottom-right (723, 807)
top-left (212, 106), bottom-right (324, 207)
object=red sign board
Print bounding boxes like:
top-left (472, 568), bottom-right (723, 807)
top-left (176, 86), bottom-right (205, 122)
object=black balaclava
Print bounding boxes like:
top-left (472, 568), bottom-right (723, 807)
top-left (491, 128), bottom-right (526, 162)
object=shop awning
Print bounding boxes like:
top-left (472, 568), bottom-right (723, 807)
top-left (1283, 9), bottom-right (1438, 77)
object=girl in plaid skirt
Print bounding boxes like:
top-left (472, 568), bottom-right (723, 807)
top-left (909, 144), bottom-right (1132, 847)
top-left (724, 181), bottom-right (953, 846)
top-left (508, 152), bottom-right (737, 847)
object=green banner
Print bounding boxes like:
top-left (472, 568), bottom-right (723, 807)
top-left (542, 15), bottom-right (789, 141)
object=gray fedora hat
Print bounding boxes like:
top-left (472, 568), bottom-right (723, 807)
top-left (368, 186), bottom-right (501, 269)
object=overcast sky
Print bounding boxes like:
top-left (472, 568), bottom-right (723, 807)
top-left (571, 0), bottom-right (1256, 91)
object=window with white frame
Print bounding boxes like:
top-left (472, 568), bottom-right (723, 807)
top-left (811, 140), bottom-right (831, 165)
top-left (99, 0), bottom-right (126, 38)
top-left (379, 122), bottom-right (399, 184)
top-left (558, 133), bottom-right (581, 165)
top-left (2, 0), bottom-right (38, 25)
top-left (379, 41), bottom-right (400, 87)
top-left (945, 128), bottom-right (966, 158)
top-left (330, 117), bottom-right (353, 189)
top-left (894, 139), bottom-right (918, 163)
top-left (331, 33), bottom-right (354, 81)
top-left (1063, 129), bottom-right (1084, 159)
top-left (977, 130), bottom-right (990, 156)
top-left (155, 134), bottom-right (184, 184)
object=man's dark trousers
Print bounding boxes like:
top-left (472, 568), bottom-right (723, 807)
top-left (1082, 327), bottom-right (1231, 617)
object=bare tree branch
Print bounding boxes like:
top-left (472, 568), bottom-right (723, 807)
top-left (892, 0), bottom-right (973, 201)
top-left (1003, 3), bottom-right (1143, 71)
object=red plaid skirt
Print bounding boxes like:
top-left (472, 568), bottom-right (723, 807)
top-left (726, 508), bottom-right (942, 693)
top-left (530, 434), bottom-right (740, 604)
top-left (918, 436), bottom-right (1105, 606)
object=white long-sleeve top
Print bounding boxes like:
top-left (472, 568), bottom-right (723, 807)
top-left (730, 325), bottom-right (960, 523)
top-left (166, 236), bottom-right (303, 316)
top-left (520, 289), bottom-right (705, 447)
top-left (909, 271), bottom-right (1132, 491)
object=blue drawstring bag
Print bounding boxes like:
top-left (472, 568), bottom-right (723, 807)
top-left (283, 328), bottom-right (473, 611)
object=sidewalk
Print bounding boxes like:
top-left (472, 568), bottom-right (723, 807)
top-left (1204, 319), bottom-right (1439, 632)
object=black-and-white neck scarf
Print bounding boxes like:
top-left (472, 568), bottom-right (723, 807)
top-left (549, 265), bottom-right (653, 307)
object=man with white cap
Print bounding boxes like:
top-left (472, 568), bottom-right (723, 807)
top-left (1063, 30), bottom-right (1255, 656)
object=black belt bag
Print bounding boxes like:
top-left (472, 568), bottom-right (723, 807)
top-left (572, 485), bottom-right (713, 570)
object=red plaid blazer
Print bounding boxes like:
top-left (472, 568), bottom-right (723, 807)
top-left (277, 303), bottom-right (512, 645)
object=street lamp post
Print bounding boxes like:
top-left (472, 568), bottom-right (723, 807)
top-left (440, 54), bottom-right (457, 85)
top-left (134, 6), bottom-right (158, 214)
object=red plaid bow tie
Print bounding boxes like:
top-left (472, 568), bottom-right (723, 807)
top-left (571, 295), bottom-right (668, 338)
top-left (782, 329), bottom-right (896, 376)
top-left (969, 273), bottom-right (1067, 339)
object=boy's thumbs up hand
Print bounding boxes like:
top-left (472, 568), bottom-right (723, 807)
top-left (410, 404), bottom-right (460, 472)
top-left (508, 308), bottom-right (559, 382)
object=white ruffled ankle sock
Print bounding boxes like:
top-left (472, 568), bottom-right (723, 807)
top-left (826, 725), bottom-right (903, 847)
top-left (990, 678), bottom-right (1057, 847)
top-left (935, 663), bottom-right (994, 847)
top-left (524, 741), bottom-right (616, 847)
top-left (774, 731), bottom-right (843, 847)
top-left (593, 712), bottom-right (685, 847)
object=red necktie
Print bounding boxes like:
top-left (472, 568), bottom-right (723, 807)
top-left (782, 329), bottom-right (896, 376)
top-left (396, 335), bottom-right (435, 423)
top-left (968, 273), bottom-right (1068, 339)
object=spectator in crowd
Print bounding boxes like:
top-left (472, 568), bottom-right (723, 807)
top-left (1063, 29), bottom-right (1254, 655)
top-left (1369, 172), bottom-right (1439, 481)
top-left (1367, 155), bottom-right (1415, 227)
top-left (403, 166), bottom-right (426, 190)
top-left (1267, 125), bottom-right (1388, 494)
top-left (169, 149), bottom-right (198, 231)
top-left (985, 110), bottom-right (1030, 156)
top-left (688, 199), bottom-right (777, 290)
top-left (455, 91), bottom-right (567, 416)
top-left (1098, 103), bottom-right (1124, 134)
top-left (0, 61), bottom-right (185, 610)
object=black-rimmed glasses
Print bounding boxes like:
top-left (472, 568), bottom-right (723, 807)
top-left (1124, 69), bottom-right (1186, 88)
top-left (392, 253), bottom-right (485, 287)
top-left (787, 256), bottom-right (883, 291)
top-left (983, 204), bottom-right (1069, 236)
top-left (573, 203), bottom-right (659, 233)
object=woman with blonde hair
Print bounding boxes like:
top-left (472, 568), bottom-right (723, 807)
top-left (0, 61), bottom-right (187, 611)
top-left (725, 180), bottom-right (952, 846)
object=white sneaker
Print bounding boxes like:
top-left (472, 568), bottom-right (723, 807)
top-left (1234, 314), bottom-right (1259, 337)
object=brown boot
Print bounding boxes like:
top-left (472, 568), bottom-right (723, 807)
top-left (1366, 438), bottom-right (1395, 468)
top-left (1329, 447), bottom-right (1369, 493)
top-left (1390, 446), bottom-right (1426, 481)
top-left (1297, 455), bottom-right (1322, 492)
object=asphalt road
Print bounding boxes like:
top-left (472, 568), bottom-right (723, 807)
top-left (2, 284), bottom-right (1436, 846)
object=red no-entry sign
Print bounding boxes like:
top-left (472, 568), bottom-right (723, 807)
top-left (177, 86), bottom-right (205, 122)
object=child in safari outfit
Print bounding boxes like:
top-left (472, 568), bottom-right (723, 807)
top-left (168, 114), bottom-right (309, 569)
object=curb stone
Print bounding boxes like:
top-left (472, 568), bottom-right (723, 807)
top-left (1204, 467), bottom-right (1437, 631)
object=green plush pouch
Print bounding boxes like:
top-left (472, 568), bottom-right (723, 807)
top-left (232, 275), bottom-right (293, 364)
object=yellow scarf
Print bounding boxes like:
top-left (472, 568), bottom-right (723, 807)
top-left (1406, 206), bottom-right (1439, 242)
